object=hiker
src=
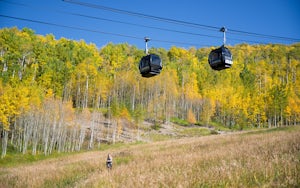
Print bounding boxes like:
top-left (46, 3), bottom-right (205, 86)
top-left (106, 153), bottom-right (113, 169)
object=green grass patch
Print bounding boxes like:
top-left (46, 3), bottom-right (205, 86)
top-left (43, 161), bottom-right (96, 188)
top-left (148, 133), bottom-right (175, 141)
top-left (0, 150), bottom-right (78, 167)
top-left (209, 121), bottom-right (232, 131)
top-left (98, 142), bottom-right (127, 151)
top-left (170, 117), bottom-right (190, 126)
top-left (115, 155), bottom-right (133, 166)
top-left (0, 141), bottom-right (143, 167)
top-left (98, 141), bottom-right (145, 151)
top-left (180, 127), bottom-right (212, 136)
top-left (244, 126), bottom-right (300, 135)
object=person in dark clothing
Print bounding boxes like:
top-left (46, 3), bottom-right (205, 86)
top-left (106, 154), bottom-right (113, 170)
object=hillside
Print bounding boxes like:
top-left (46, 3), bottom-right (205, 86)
top-left (0, 126), bottom-right (299, 187)
top-left (1, 27), bottom-right (300, 158)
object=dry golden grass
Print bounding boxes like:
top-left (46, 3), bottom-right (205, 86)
top-left (0, 127), bottom-right (299, 188)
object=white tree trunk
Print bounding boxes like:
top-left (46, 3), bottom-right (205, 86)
top-left (1, 130), bottom-right (8, 158)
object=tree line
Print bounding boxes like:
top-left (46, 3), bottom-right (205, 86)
top-left (0, 27), bottom-right (300, 157)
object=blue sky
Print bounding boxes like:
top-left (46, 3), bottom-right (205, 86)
top-left (1, 0), bottom-right (300, 50)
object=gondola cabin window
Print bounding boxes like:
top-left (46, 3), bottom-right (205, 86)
top-left (208, 45), bottom-right (233, 71)
top-left (139, 54), bottom-right (162, 77)
top-left (139, 55), bottom-right (151, 73)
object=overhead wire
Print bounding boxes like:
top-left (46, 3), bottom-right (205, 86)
top-left (0, 0), bottom-right (270, 45)
top-left (0, 14), bottom-right (202, 47)
top-left (1, 0), bottom-right (299, 47)
top-left (62, 0), bottom-right (300, 43)
top-left (67, 12), bottom-right (265, 44)
top-left (228, 29), bottom-right (299, 42)
top-left (0, 14), bottom-right (142, 40)
top-left (62, 0), bottom-right (220, 31)
top-left (0, 0), bottom-right (221, 40)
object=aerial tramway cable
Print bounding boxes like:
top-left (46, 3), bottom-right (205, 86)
top-left (2, 0), bottom-right (299, 44)
top-left (62, 0), bottom-right (300, 43)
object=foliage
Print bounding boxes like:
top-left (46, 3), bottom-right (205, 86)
top-left (0, 27), bottom-right (300, 157)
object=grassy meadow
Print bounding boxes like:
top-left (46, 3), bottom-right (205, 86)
top-left (0, 126), bottom-right (299, 187)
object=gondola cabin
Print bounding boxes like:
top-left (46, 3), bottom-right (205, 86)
top-left (139, 54), bottom-right (162, 77)
top-left (208, 45), bottom-right (233, 71)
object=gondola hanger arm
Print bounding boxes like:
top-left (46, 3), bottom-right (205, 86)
top-left (144, 37), bottom-right (150, 55)
top-left (220, 27), bottom-right (227, 46)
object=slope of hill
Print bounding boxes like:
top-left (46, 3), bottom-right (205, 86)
top-left (1, 27), bottom-right (300, 158)
top-left (0, 126), bottom-right (299, 187)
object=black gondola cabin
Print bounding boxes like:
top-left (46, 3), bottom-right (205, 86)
top-left (139, 54), bottom-right (162, 77)
top-left (208, 45), bottom-right (233, 71)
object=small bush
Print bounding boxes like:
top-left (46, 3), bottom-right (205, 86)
top-left (170, 117), bottom-right (189, 126)
top-left (151, 123), bottom-right (161, 130)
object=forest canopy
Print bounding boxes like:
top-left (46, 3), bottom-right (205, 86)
top-left (0, 27), bottom-right (300, 157)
